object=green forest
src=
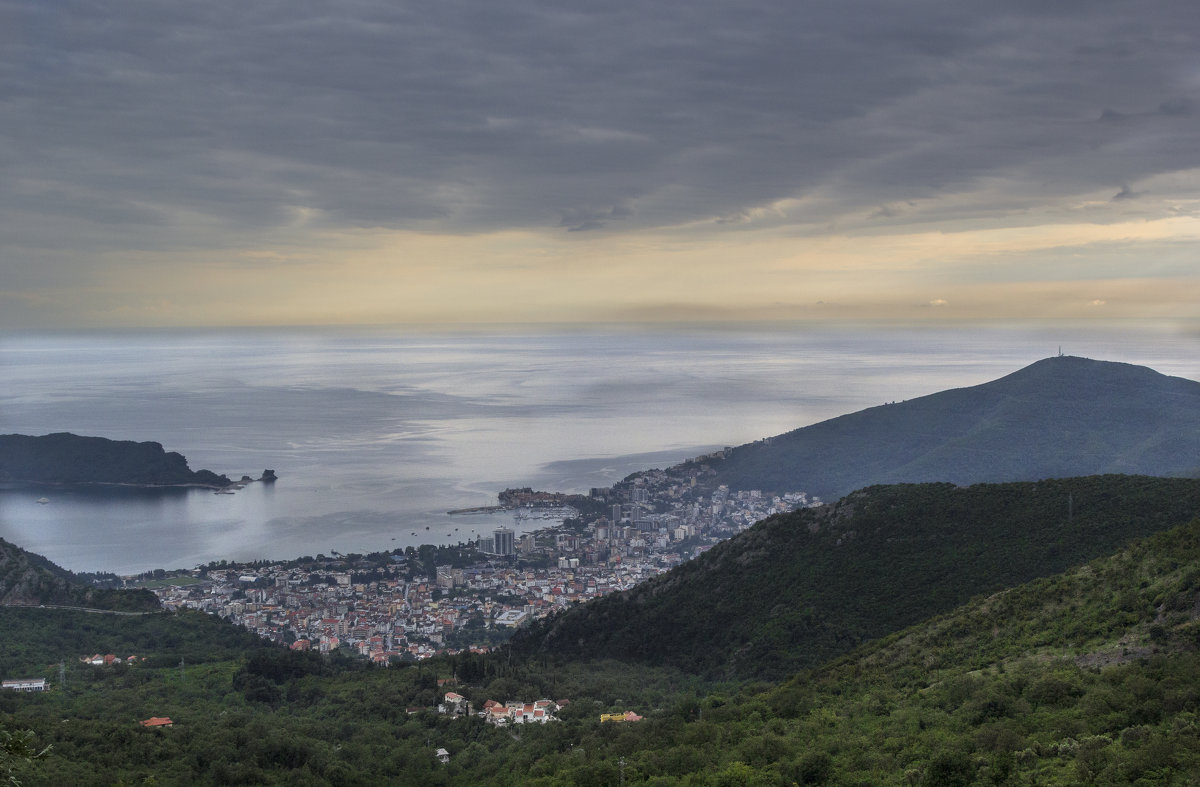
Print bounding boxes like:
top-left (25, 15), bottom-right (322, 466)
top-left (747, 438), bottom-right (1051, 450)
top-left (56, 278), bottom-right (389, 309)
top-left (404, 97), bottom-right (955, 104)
top-left (0, 538), bottom-right (159, 611)
top-left (3, 478), bottom-right (1200, 784)
top-left (3, 514), bottom-right (1200, 784)
top-left (0, 433), bottom-right (231, 487)
top-left (512, 476), bottom-right (1200, 679)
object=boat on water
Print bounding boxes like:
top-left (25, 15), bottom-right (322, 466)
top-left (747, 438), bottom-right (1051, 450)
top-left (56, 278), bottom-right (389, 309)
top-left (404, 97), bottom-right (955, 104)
top-left (36, 497), bottom-right (49, 505)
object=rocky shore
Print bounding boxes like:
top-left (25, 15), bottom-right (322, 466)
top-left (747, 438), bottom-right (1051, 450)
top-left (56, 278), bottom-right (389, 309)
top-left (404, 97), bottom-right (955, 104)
top-left (0, 432), bottom-right (276, 490)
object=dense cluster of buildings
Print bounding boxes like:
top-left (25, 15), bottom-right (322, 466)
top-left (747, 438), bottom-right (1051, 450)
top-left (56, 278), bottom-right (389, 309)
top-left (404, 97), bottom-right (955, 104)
top-left (153, 552), bottom-right (678, 662)
top-left (152, 456), bottom-right (814, 659)
top-left (438, 693), bottom-right (563, 726)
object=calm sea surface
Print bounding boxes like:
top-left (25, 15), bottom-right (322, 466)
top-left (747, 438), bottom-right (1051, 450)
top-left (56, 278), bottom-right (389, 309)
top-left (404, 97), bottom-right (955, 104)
top-left (2, 322), bottom-right (1197, 574)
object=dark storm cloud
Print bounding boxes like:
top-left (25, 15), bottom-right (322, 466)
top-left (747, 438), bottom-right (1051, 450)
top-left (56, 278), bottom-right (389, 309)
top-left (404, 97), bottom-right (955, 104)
top-left (4, 0), bottom-right (1200, 265)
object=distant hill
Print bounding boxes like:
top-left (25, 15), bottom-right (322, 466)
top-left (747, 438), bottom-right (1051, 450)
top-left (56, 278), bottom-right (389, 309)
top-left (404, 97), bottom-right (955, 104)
top-left (510, 475), bottom-right (1200, 679)
top-left (0, 538), bottom-right (159, 611)
top-left (0, 432), bottom-right (231, 487)
top-left (709, 356), bottom-right (1200, 500)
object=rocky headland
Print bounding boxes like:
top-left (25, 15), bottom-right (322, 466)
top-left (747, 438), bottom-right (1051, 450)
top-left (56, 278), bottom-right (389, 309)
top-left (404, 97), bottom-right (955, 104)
top-left (0, 432), bottom-right (237, 488)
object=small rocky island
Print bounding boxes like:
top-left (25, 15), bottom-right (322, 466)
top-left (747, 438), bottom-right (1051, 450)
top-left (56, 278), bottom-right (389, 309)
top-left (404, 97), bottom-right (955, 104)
top-left (0, 432), bottom-right (250, 488)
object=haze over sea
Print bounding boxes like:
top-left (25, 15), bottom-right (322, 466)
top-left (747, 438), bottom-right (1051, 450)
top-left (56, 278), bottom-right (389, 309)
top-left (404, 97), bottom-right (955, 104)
top-left (2, 322), bottom-right (1197, 575)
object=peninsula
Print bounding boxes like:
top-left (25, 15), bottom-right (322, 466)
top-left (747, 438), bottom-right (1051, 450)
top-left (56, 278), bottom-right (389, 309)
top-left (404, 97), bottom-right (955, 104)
top-left (0, 432), bottom-right (234, 488)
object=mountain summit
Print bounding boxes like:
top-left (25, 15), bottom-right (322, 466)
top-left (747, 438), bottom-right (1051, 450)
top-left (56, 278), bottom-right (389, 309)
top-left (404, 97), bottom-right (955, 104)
top-left (712, 355), bottom-right (1200, 499)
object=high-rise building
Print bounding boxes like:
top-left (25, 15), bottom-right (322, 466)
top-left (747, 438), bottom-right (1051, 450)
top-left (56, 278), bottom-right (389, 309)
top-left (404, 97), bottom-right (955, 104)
top-left (494, 527), bottom-right (515, 556)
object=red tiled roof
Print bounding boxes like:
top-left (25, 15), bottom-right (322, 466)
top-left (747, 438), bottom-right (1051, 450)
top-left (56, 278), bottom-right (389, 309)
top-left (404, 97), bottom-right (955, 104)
top-left (140, 717), bottom-right (173, 727)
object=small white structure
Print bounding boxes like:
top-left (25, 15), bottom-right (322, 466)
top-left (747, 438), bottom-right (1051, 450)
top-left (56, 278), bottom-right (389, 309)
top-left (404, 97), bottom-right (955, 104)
top-left (435, 748), bottom-right (450, 765)
top-left (438, 692), bottom-right (468, 716)
top-left (494, 609), bottom-right (528, 627)
top-left (2, 678), bottom-right (47, 692)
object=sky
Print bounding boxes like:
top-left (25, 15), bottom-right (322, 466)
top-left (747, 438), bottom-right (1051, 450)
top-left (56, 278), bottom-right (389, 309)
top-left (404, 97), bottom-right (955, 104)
top-left (4, 1), bottom-right (1200, 329)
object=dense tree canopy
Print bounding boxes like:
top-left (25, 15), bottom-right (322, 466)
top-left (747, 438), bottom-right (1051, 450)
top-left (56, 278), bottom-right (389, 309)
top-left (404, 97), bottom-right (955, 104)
top-left (4, 514), bottom-right (1200, 784)
top-left (512, 475), bottom-right (1200, 679)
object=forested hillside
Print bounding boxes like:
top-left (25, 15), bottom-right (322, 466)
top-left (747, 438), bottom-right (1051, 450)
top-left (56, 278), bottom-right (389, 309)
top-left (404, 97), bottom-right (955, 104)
top-left (707, 356), bottom-right (1200, 499)
top-left (0, 433), bottom-right (231, 487)
top-left (5, 509), bottom-right (1200, 785)
top-left (511, 475), bottom-right (1200, 678)
top-left (0, 539), bottom-right (158, 612)
top-left (0, 607), bottom-right (270, 675)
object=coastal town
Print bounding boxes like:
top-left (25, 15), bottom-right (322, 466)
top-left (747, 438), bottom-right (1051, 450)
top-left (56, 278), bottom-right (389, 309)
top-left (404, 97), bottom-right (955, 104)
top-left (151, 450), bottom-right (815, 661)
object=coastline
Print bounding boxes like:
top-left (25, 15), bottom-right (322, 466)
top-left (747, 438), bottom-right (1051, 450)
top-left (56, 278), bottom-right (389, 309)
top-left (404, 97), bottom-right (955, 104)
top-left (1, 481), bottom-right (226, 491)
top-left (0, 474), bottom-right (273, 492)
top-left (446, 505), bottom-right (508, 515)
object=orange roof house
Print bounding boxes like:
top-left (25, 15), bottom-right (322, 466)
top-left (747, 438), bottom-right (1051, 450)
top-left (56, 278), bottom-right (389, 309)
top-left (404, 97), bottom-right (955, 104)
top-left (140, 717), bottom-right (174, 728)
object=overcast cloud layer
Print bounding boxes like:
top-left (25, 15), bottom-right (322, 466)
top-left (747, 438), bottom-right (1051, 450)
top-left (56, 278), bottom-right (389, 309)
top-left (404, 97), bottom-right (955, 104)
top-left (4, 1), bottom-right (1200, 326)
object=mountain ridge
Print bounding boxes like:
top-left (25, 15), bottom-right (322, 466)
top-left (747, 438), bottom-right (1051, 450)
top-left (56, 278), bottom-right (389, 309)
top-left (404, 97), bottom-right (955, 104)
top-left (707, 355), bottom-right (1200, 499)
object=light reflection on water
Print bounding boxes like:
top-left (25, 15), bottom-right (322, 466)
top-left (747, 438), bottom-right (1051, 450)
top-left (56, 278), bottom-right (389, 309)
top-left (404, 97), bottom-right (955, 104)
top-left (1, 323), bottom-right (1198, 574)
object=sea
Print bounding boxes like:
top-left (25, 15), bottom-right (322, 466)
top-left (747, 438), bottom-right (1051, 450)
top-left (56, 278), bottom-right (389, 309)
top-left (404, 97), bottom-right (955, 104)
top-left (2, 322), bottom-right (1198, 575)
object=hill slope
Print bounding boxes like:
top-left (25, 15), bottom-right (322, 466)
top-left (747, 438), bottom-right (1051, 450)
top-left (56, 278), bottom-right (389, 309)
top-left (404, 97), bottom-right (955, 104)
top-left (8, 512), bottom-right (1200, 785)
top-left (0, 432), bottom-right (231, 487)
top-left (0, 538), bottom-right (159, 611)
top-left (737, 514), bottom-right (1200, 785)
top-left (710, 355), bottom-right (1200, 499)
top-left (508, 515), bottom-right (1200, 785)
top-left (510, 475), bottom-right (1200, 679)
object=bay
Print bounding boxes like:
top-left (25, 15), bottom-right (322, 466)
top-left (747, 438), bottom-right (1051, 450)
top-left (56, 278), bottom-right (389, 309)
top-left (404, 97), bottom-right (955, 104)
top-left (1, 321), bottom-right (1197, 574)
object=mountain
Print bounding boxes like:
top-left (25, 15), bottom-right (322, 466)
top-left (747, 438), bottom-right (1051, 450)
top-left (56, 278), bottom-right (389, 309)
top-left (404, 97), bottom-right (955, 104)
top-left (0, 538), bottom-right (159, 611)
top-left (0, 432), bottom-right (231, 487)
top-left (708, 355), bottom-right (1200, 500)
top-left (510, 475), bottom-right (1200, 679)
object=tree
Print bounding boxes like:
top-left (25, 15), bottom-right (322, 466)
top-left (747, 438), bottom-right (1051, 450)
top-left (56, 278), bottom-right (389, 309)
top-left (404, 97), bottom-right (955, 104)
top-left (0, 727), bottom-right (50, 786)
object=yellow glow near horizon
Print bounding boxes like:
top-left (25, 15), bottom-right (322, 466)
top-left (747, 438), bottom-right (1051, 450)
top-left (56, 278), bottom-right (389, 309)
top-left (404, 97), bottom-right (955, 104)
top-left (28, 212), bottom-right (1200, 328)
